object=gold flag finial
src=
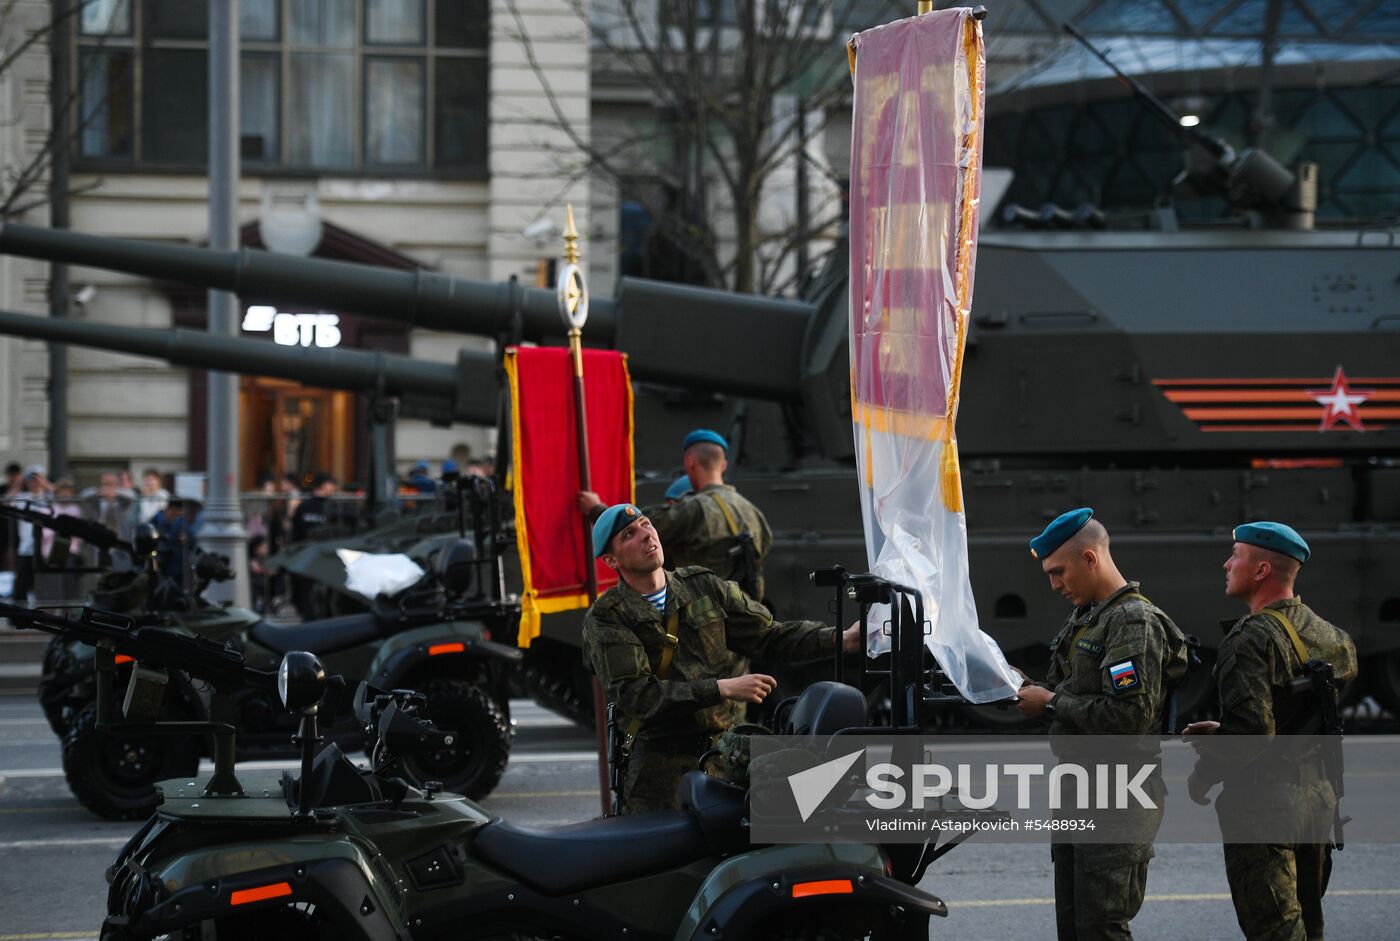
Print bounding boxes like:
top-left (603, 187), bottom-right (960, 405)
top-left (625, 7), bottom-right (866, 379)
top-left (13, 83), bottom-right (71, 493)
top-left (563, 204), bottom-right (580, 265)
top-left (556, 204), bottom-right (589, 333)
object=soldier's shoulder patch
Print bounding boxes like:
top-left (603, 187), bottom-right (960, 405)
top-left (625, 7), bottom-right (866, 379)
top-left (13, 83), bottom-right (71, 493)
top-left (1075, 637), bottom-right (1105, 656)
top-left (1107, 658), bottom-right (1140, 692)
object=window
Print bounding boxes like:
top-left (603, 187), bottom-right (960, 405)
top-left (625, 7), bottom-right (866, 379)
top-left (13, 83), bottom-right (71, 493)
top-left (75, 0), bottom-right (488, 176)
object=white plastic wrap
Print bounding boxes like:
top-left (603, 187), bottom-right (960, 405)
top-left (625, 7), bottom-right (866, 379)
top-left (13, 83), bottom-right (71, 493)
top-left (848, 10), bottom-right (1019, 704)
top-left (337, 549), bottom-right (426, 599)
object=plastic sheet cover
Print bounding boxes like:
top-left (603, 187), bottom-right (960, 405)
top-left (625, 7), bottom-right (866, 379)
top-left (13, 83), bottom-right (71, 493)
top-left (848, 10), bottom-right (1018, 703)
top-left (337, 549), bottom-right (426, 599)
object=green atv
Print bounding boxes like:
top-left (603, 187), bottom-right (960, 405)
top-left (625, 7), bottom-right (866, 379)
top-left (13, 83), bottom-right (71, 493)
top-left (5, 567), bottom-right (1001, 941)
top-left (17, 476), bottom-right (520, 820)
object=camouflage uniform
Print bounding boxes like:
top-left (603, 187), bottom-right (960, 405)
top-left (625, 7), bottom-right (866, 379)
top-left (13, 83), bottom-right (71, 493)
top-left (646, 484), bottom-right (772, 600)
top-left (1036, 582), bottom-right (1189, 941)
top-left (647, 483), bottom-right (774, 717)
top-left (1192, 598), bottom-right (1357, 941)
top-left (583, 565), bottom-right (834, 814)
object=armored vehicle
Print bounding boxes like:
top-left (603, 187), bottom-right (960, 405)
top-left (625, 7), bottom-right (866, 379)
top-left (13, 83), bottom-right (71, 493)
top-left (1, 123), bottom-right (1397, 724)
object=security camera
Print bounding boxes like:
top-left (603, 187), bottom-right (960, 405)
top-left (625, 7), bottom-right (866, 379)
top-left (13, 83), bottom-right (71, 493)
top-left (74, 284), bottom-right (97, 306)
top-left (521, 218), bottom-right (560, 242)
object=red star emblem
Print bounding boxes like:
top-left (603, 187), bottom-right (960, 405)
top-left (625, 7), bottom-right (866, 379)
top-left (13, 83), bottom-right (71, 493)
top-left (1307, 367), bottom-right (1373, 432)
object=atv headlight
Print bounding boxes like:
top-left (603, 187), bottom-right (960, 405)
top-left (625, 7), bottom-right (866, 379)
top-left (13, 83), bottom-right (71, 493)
top-left (277, 651), bottom-right (326, 714)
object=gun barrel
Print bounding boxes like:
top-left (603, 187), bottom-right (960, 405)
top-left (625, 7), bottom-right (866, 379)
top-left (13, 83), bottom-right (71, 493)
top-left (0, 222), bottom-right (817, 401)
top-left (1062, 22), bottom-right (1228, 160)
top-left (0, 503), bottom-right (122, 550)
top-left (0, 602), bottom-right (276, 690)
top-left (0, 310), bottom-right (498, 425)
top-left (0, 221), bottom-right (616, 342)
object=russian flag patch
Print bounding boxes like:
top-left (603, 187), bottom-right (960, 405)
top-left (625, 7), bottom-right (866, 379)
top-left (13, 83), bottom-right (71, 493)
top-left (1108, 659), bottom-right (1139, 691)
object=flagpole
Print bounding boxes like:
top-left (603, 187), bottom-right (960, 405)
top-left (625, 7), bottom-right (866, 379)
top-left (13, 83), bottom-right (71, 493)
top-left (556, 206), bottom-right (611, 815)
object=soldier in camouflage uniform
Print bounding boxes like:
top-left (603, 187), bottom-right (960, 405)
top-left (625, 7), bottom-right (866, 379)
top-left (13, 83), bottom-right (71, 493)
top-left (1184, 522), bottom-right (1357, 941)
top-left (1015, 508), bottom-right (1189, 941)
top-left (581, 503), bottom-right (859, 814)
top-left (579, 428), bottom-right (772, 600)
top-left (580, 429), bottom-right (773, 721)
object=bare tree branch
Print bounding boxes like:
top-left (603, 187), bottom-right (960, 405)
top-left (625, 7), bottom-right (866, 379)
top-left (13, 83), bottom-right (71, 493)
top-left (504, 0), bottom-right (886, 292)
top-left (1, 1), bottom-right (116, 220)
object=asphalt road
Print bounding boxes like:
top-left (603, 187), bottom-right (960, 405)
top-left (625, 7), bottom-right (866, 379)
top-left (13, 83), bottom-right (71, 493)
top-left (1, 692), bottom-right (1397, 941)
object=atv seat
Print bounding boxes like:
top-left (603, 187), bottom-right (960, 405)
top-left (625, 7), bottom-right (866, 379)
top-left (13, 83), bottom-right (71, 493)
top-left (473, 811), bottom-right (711, 896)
top-left (250, 613), bottom-right (382, 656)
top-left (680, 771), bottom-right (748, 855)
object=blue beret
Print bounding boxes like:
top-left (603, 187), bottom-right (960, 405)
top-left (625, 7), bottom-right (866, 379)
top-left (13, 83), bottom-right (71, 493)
top-left (592, 503), bottom-right (644, 558)
top-left (1233, 522), bottom-right (1310, 563)
top-left (664, 476), bottom-right (693, 501)
top-left (442, 460), bottom-right (458, 474)
top-left (682, 429), bottom-right (728, 452)
top-left (1029, 507), bottom-right (1094, 560)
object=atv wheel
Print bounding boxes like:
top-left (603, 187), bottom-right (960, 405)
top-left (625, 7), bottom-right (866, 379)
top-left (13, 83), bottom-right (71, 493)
top-left (61, 702), bottom-right (199, 820)
top-left (401, 678), bottom-right (512, 799)
top-left (38, 637), bottom-right (88, 736)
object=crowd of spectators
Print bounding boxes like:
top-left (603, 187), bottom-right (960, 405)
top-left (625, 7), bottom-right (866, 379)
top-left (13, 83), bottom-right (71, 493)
top-left (1, 450), bottom-right (493, 615)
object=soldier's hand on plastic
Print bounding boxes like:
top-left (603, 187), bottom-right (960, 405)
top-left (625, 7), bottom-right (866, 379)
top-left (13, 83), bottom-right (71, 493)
top-left (576, 491), bottom-right (603, 516)
top-left (719, 673), bottom-right (778, 704)
top-left (1015, 684), bottom-right (1053, 717)
top-left (1187, 769), bottom-right (1213, 806)
top-left (842, 622), bottom-right (864, 653)
top-left (1011, 665), bottom-right (1033, 688)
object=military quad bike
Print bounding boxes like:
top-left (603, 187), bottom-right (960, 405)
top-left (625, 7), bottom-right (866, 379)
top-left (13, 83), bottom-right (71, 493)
top-left (7, 477), bottom-right (522, 820)
top-left (9, 567), bottom-right (998, 941)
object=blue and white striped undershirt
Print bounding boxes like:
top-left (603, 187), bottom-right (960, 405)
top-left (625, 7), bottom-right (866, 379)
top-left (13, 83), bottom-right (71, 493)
top-left (642, 585), bottom-right (667, 613)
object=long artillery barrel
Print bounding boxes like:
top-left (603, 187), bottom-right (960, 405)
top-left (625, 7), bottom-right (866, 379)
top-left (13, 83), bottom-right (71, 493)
top-left (0, 309), bottom-right (497, 426)
top-left (0, 222), bottom-right (817, 402)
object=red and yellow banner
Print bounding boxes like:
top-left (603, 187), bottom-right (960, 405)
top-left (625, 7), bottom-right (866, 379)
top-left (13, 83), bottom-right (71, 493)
top-left (505, 347), bottom-right (634, 645)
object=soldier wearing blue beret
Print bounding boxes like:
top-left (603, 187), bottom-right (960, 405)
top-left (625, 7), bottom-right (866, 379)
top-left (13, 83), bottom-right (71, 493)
top-left (579, 429), bottom-right (772, 600)
top-left (663, 476), bottom-right (693, 503)
top-left (1183, 522), bottom-right (1357, 941)
top-left (582, 504), bottom-right (861, 813)
top-left (1017, 508), bottom-right (1189, 941)
top-left (580, 430), bottom-right (773, 717)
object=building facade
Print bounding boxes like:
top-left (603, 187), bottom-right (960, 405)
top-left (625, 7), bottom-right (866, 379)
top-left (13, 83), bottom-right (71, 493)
top-left (0, 0), bottom-right (591, 489)
top-left (3, 0), bottom-right (1397, 489)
